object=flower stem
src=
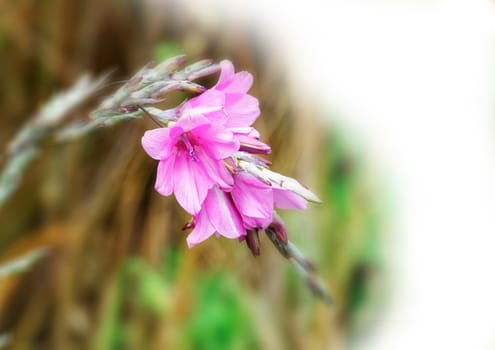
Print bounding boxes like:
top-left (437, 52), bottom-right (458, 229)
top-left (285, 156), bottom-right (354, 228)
top-left (265, 227), bottom-right (334, 305)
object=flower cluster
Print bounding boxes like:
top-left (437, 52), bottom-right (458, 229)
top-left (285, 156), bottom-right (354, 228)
top-left (141, 60), bottom-right (320, 248)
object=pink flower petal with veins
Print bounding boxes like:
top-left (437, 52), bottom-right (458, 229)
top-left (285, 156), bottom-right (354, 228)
top-left (141, 127), bottom-right (181, 160)
top-left (192, 123), bottom-right (239, 159)
top-left (186, 209), bottom-right (216, 248)
top-left (231, 173), bottom-right (273, 229)
top-left (155, 152), bottom-right (176, 196)
top-left (273, 186), bottom-right (308, 210)
top-left (180, 89), bottom-right (226, 123)
top-left (215, 60), bottom-right (253, 94)
top-left (214, 60), bottom-right (236, 90)
top-left (223, 71), bottom-right (254, 94)
top-left (194, 147), bottom-right (233, 189)
top-left (222, 95), bottom-right (260, 128)
top-left (172, 151), bottom-right (211, 214)
top-left (204, 187), bottom-right (245, 239)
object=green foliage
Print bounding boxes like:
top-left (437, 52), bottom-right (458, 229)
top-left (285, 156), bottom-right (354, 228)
top-left (318, 129), bottom-right (386, 339)
top-left (126, 258), bottom-right (170, 315)
top-left (93, 251), bottom-right (258, 350)
top-left (153, 42), bottom-right (182, 62)
top-left (93, 256), bottom-right (173, 350)
top-left (183, 273), bottom-right (258, 350)
top-left (162, 246), bottom-right (181, 283)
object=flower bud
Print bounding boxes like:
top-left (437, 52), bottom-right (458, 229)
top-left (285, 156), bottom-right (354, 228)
top-left (267, 212), bottom-right (288, 244)
top-left (154, 55), bottom-right (187, 76)
top-left (182, 219), bottom-right (195, 231)
top-left (245, 229), bottom-right (260, 256)
top-left (237, 158), bottom-right (321, 203)
top-left (142, 107), bottom-right (179, 125)
top-left (238, 136), bottom-right (271, 155)
top-left (182, 60), bottom-right (221, 81)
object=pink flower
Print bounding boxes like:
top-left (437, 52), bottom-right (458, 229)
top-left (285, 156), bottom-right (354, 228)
top-left (186, 186), bottom-right (245, 247)
top-left (186, 172), bottom-right (308, 247)
top-left (210, 59), bottom-right (261, 129)
top-left (230, 172), bottom-right (273, 230)
top-left (141, 114), bottom-right (238, 215)
top-left (141, 59), bottom-right (316, 248)
top-left (142, 61), bottom-right (269, 216)
top-left (180, 60), bottom-right (270, 154)
top-left (231, 173), bottom-right (308, 230)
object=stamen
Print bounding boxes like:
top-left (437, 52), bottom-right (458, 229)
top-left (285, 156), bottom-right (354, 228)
top-left (181, 134), bottom-right (197, 161)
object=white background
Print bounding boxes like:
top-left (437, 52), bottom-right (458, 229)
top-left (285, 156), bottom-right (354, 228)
top-left (187, 0), bottom-right (495, 348)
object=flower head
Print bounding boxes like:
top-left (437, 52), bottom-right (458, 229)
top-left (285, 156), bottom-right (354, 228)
top-left (180, 60), bottom-right (270, 153)
top-left (185, 171), bottom-right (309, 247)
top-left (141, 114), bottom-right (238, 214)
top-left (141, 58), bottom-right (318, 249)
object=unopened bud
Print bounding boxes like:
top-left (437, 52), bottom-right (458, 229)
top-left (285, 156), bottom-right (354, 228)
top-left (276, 176), bottom-right (321, 203)
top-left (155, 55), bottom-right (187, 76)
top-left (182, 219), bottom-right (195, 231)
top-left (122, 98), bottom-right (159, 107)
top-left (132, 81), bottom-right (171, 100)
top-left (236, 159), bottom-right (270, 184)
top-left (174, 60), bottom-right (221, 81)
top-left (236, 158), bottom-right (321, 203)
top-left (245, 229), bottom-right (260, 256)
top-left (142, 107), bottom-right (179, 125)
top-left (238, 135), bottom-right (271, 155)
top-left (186, 64), bottom-right (221, 81)
top-left (173, 81), bottom-right (206, 94)
top-left (268, 212), bottom-right (288, 244)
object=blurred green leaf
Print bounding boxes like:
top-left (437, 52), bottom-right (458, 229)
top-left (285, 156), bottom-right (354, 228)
top-left (125, 257), bottom-right (170, 314)
top-left (153, 42), bottom-right (182, 62)
top-left (184, 273), bottom-right (258, 350)
top-left (162, 246), bottom-right (181, 283)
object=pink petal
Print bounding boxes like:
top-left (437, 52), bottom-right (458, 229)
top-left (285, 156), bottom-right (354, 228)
top-left (205, 187), bottom-right (245, 239)
top-left (245, 127), bottom-right (260, 138)
top-left (214, 61), bottom-right (253, 94)
top-left (181, 90), bottom-right (225, 121)
top-left (194, 147), bottom-right (233, 189)
top-left (141, 127), bottom-right (180, 160)
top-left (193, 123), bottom-right (239, 159)
top-left (175, 113), bottom-right (211, 133)
top-left (154, 153), bottom-right (176, 196)
top-left (186, 210), bottom-right (216, 248)
top-left (273, 187), bottom-right (308, 210)
top-left (173, 152), bottom-right (212, 214)
top-left (229, 127), bottom-right (260, 138)
top-left (231, 173), bottom-right (273, 220)
top-left (223, 95), bottom-right (260, 128)
top-left (242, 215), bottom-right (271, 230)
top-left (222, 71), bottom-right (253, 94)
top-left (214, 60), bottom-right (235, 90)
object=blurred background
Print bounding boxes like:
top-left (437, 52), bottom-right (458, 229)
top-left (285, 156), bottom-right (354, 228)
top-left (0, 1), bottom-right (387, 349)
